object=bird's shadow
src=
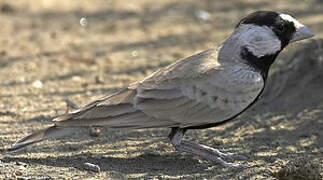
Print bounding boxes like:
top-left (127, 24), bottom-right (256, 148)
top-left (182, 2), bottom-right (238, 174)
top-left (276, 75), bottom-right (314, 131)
top-left (2, 152), bottom-right (214, 178)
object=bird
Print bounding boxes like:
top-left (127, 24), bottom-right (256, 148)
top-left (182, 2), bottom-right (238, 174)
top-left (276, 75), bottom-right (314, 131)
top-left (10, 11), bottom-right (314, 168)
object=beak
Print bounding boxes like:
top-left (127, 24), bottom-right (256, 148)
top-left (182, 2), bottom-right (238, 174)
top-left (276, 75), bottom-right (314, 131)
top-left (290, 25), bottom-right (315, 42)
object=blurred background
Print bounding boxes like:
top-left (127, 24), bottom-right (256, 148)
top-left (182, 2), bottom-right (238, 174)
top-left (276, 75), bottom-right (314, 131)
top-left (0, 0), bottom-right (322, 179)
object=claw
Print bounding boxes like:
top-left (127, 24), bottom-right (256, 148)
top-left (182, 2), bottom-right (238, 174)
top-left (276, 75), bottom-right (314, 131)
top-left (221, 153), bottom-right (248, 161)
top-left (211, 156), bottom-right (248, 168)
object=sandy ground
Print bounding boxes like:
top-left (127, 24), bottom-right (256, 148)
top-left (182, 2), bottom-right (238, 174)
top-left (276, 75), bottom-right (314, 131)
top-left (0, 0), bottom-right (322, 179)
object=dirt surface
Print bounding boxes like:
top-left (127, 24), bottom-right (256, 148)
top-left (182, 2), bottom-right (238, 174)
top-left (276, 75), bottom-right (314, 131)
top-left (0, 0), bottom-right (322, 179)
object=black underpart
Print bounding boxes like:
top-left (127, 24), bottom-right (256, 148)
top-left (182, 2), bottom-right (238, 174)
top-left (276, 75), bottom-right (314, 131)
top-left (237, 11), bottom-right (296, 47)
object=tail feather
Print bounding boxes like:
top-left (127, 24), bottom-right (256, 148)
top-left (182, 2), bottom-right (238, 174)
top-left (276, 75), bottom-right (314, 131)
top-left (9, 126), bottom-right (72, 151)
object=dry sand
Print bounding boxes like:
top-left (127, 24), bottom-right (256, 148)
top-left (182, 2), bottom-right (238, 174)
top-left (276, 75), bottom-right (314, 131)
top-left (0, 0), bottom-right (322, 179)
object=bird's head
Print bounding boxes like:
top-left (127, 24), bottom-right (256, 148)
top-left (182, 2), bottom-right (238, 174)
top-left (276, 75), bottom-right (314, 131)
top-left (223, 11), bottom-right (314, 77)
top-left (236, 11), bottom-right (314, 49)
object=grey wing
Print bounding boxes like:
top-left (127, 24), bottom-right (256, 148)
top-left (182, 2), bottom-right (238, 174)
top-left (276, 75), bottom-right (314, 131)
top-left (134, 58), bottom-right (264, 128)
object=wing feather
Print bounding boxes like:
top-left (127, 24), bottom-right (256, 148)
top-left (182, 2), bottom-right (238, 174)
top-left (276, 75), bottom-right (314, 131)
top-left (135, 96), bottom-right (190, 110)
top-left (134, 49), bottom-right (264, 127)
top-left (136, 88), bottom-right (182, 99)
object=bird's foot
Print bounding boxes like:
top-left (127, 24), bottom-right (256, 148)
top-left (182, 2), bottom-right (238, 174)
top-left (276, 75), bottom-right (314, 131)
top-left (205, 151), bottom-right (248, 168)
top-left (182, 141), bottom-right (248, 168)
top-left (218, 152), bottom-right (248, 162)
top-left (169, 128), bottom-right (248, 168)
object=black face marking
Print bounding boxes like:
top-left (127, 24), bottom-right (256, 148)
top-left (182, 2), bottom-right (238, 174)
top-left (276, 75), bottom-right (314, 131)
top-left (237, 11), bottom-right (296, 47)
top-left (240, 47), bottom-right (279, 79)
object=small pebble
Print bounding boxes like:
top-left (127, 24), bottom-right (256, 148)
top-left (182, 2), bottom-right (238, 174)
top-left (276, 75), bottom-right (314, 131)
top-left (89, 127), bottom-right (102, 137)
top-left (72, 76), bottom-right (82, 81)
top-left (84, 162), bottom-right (100, 173)
top-left (131, 50), bottom-right (138, 57)
top-left (80, 17), bottom-right (88, 27)
top-left (195, 10), bottom-right (210, 21)
top-left (15, 170), bottom-right (23, 176)
top-left (32, 80), bottom-right (43, 88)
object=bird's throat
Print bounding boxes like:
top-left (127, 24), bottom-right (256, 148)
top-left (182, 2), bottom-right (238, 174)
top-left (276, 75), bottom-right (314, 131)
top-left (240, 47), bottom-right (279, 80)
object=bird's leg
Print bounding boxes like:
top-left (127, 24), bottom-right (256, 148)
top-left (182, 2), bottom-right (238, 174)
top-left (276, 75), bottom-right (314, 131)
top-left (169, 128), bottom-right (247, 168)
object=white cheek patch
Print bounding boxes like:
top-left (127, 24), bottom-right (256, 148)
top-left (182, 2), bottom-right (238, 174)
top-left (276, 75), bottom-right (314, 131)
top-left (279, 13), bottom-right (303, 29)
top-left (237, 24), bottom-right (282, 57)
